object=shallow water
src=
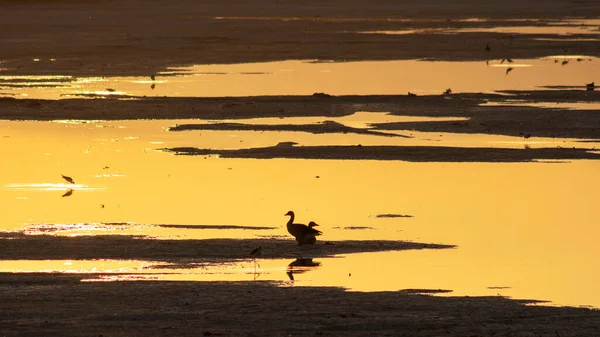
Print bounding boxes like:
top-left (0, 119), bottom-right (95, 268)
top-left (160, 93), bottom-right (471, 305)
top-left (0, 56), bottom-right (597, 99)
top-left (1, 117), bottom-right (599, 308)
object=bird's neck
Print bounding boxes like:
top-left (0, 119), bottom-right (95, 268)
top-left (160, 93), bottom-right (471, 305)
top-left (287, 214), bottom-right (294, 225)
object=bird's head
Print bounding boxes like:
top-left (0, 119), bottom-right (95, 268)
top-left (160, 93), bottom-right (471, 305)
top-left (308, 221), bottom-right (319, 227)
top-left (285, 211), bottom-right (294, 217)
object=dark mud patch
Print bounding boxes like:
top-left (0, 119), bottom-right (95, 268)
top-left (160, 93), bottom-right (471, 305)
top-left (375, 214), bottom-right (414, 218)
top-left (1, 273), bottom-right (599, 337)
top-left (398, 289), bottom-right (453, 295)
top-left (0, 233), bottom-right (454, 262)
top-left (157, 224), bottom-right (277, 230)
top-left (167, 144), bottom-right (600, 162)
top-left (169, 120), bottom-right (409, 138)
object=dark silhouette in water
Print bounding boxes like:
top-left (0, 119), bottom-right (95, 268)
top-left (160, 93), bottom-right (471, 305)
top-left (285, 211), bottom-right (322, 245)
top-left (62, 189), bottom-right (73, 198)
top-left (286, 258), bottom-right (321, 281)
top-left (586, 82), bottom-right (595, 91)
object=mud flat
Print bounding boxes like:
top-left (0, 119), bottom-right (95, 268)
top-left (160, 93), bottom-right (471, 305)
top-left (1, 92), bottom-right (599, 142)
top-left (1, 0), bottom-right (600, 77)
top-left (1, 273), bottom-right (599, 336)
top-left (168, 144), bottom-right (600, 162)
top-left (0, 233), bottom-right (453, 262)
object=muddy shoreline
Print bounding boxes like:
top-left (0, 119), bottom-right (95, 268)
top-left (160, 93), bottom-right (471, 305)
top-left (2, 0), bottom-right (600, 77)
top-left (1, 91), bottom-right (599, 143)
top-left (168, 144), bottom-right (600, 162)
top-left (1, 273), bottom-right (599, 337)
top-left (0, 233), bottom-right (453, 261)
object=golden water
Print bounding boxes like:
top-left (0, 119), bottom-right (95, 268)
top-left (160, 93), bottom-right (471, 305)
top-left (1, 118), bottom-right (598, 307)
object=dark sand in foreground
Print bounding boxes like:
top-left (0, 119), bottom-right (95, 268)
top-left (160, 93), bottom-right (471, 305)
top-left (1, 274), bottom-right (599, 337)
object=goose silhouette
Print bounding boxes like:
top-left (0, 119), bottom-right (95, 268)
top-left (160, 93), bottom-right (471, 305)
top-left (285, 211), bottom-right (322, 245)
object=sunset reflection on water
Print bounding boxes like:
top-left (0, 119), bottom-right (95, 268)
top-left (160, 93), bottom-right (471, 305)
top-left (0, 115), bottom-right (599, 308)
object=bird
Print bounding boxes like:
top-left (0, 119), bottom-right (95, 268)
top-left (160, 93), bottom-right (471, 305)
top-left (61, 175), bottom-right (75, 184)
top-left (586, 82), bottom-right (595, 91)
top-left (105, 88), bottom-right (116, 92)
top-left (485, 43), bottom-right (491, 52)
top-left (150, 75), bottom-right (156, 81)
top-left (249, 246), bottom-right (262, 258)
top-left (408, 92), bottom-right (417, 97)
top-left (562, 60), bottom-right (569, 66)
top-left (506, 67), bottom-right (513, 75)
top-left (150, 83), bottom-right (156, 90)
top-left (507, 58), bottom-right (514, 63)
top-left (249, 246), bottom-right (262, 278)
top-left (519, 132), bottom-right (532, 147)
top-left (444, 88), bottom-right (452, 95)
top-left (285, 211), bottom-right (322, 245)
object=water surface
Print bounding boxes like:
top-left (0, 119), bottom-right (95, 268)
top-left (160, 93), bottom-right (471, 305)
top-left (1, 118), bottom-right (598, 308)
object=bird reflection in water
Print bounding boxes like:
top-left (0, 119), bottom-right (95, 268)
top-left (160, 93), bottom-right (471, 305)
top-left (286, 258), bottom-right (321, 281)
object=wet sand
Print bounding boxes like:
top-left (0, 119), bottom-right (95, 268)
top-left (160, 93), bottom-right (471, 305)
top-left (168, 144), bottom-right (600, 162)
top-left (1, 273), bottom-right (600, 337)
top-left (1, 92), bottom-right (599, 143)
top-left (1, 0), bottom-right (600, 76)
top-left (0, 233), bottom-right (453, 261)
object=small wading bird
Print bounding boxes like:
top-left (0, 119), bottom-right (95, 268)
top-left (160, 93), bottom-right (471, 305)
top-left (444, 88), bottom-right (452, 95)
top-left (249, 246), bottom-right (262, 258)
top-left (249, 246), bottom-right (262, 279)
top-left (519, 132), bottom-right (532, 148)
top-left (485, 43), bottom-right (491, 52)
top-left (61, 175), bottom-right (75, 184)
top-left (408, 92), bottom-right (417, 97)
top-left (285, 211), bottom-right (322, 245)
